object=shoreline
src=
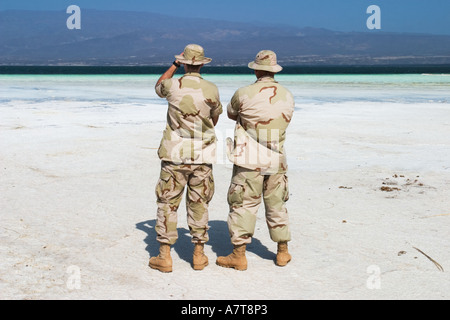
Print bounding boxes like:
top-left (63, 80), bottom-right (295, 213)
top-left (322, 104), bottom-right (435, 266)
top-left (1, 65), bottom-right (450, 75)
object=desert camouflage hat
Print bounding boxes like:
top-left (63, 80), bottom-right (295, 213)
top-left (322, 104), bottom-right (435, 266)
top-left (248, 50), bottom-right (283, 73)
top-left (175, 44), bottom-right (212, 65)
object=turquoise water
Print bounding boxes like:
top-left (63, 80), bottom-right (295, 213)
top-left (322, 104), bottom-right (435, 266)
top-left (1, 74), bottom-right (449, 105)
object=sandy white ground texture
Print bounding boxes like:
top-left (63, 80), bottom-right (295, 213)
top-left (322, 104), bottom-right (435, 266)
top-left (1, 75), bottom-right (449, 300)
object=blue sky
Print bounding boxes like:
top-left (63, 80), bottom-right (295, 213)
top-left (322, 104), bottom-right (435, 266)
top-left (1, 0), bottom-right (450, 35)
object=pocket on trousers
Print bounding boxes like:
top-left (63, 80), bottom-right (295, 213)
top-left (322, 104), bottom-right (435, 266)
top-left (206, 175), bottom-right (215, 203)
top-left (188, 166), bottom-right (215, 203)
top-left (282, 174), bottom-right (290, 202)
top-left (155, 169), bottom-right (174, 199)
top-left (227, 182), bottom-right (244, 208)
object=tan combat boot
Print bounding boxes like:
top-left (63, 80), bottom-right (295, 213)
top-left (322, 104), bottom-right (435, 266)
top-left (149, 243), bottom-right (173, 273)
top-left (192, 243), bottom-right (209, 271)
top-left (276, 242), bottom-right (292, 267)
top-left (216, 244), bottom-right (248, 271)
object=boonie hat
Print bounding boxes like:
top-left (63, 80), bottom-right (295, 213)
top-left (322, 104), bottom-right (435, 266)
top-left (175, 44), bottom-right (212, 66)
top-left (248, 50), bottom-right (283, 73)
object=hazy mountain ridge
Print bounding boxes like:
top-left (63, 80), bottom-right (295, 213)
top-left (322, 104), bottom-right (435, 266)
top-left (1, 10), bottom-right (450, 66)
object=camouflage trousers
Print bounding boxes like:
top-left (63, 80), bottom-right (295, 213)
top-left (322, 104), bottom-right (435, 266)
top-left (155, 161), bottom-right (214, 245)
top-left (227, 165), bottom-right (291, 246)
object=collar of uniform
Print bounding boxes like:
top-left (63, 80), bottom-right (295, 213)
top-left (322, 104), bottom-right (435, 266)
top-left (183, 72), bottom-right (203, 79)
top-left (256, 76), bottom-right (277, 83)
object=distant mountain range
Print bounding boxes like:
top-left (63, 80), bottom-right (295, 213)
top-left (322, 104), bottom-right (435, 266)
top-left (1, 10), bottom-right (450, 66)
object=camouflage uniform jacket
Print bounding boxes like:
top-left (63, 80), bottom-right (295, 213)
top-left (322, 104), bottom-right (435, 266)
top-left (156, 72), bottom-right (223, 164)
top-left (227, 76), bottom-right (294, 174)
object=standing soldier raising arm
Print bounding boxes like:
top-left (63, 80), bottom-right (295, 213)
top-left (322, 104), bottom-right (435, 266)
top-left (150, 44), bottom-right (223, 273)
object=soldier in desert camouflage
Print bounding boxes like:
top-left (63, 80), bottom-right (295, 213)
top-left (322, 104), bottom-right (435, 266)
top-left (150, 44), bottom-right (223, 273)
top-left (216, 50), bottom-right (295, 271)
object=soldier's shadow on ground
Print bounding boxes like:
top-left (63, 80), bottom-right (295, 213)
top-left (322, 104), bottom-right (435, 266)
top-left (136, 220), bottom-right (276, 265)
